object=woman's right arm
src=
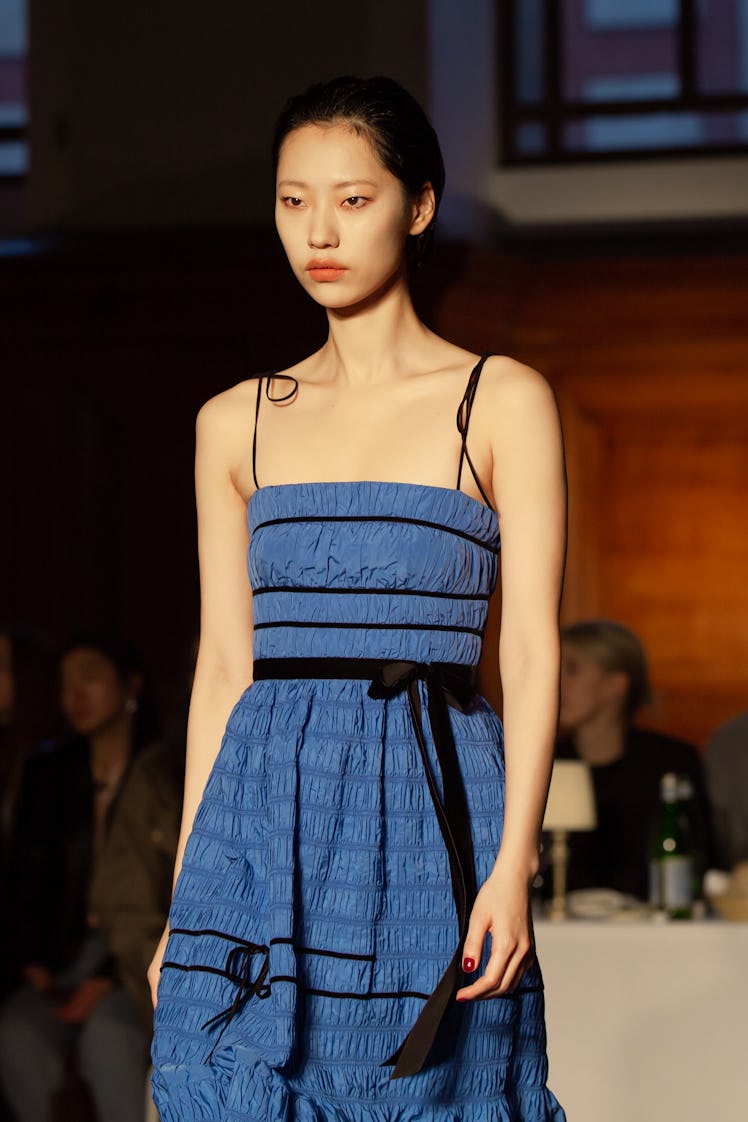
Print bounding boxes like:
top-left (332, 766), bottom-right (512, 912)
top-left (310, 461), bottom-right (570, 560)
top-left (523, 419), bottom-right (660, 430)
top-left (148, 390), bottom-right (256, 1006)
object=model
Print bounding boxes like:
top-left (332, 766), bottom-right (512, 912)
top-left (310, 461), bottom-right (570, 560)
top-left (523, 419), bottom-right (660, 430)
top-left (148, 75), bottom-right (567, 1121)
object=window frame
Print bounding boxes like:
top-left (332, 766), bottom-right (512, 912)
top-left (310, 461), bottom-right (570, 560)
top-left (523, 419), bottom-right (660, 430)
top-left (498, 0), bottom-right (748, 166)
top-left (0, 121), bottom-right (27, 182)
top-left (0, 0), bottom-right (29, 182)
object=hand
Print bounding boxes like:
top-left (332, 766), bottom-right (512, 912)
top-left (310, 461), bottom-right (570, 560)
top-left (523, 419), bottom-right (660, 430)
top-left (147, 926), bottom-right (170, 1012)
top-left (455, 863), bottom-right (535, 1001)
top-left (52, 976), bottom-right (114, 1023)
top-left (22, 963), bottom-right (53, 993)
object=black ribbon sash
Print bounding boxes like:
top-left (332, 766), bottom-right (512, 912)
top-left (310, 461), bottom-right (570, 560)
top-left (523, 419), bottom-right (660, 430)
top-left (252, 655), bottom-right (479, 1080)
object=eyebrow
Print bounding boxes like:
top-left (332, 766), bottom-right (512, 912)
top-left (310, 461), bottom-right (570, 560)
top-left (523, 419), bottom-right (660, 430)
top-left (277, 179), bottom-right (379, 190)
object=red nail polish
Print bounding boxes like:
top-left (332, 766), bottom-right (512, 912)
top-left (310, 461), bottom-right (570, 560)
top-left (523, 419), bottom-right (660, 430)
top-left (462, 956), bottom-right (476, 973)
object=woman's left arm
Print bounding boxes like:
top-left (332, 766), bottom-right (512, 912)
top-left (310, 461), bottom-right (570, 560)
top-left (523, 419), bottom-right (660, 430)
top-left (457, 358), bottom-right (567, 1001)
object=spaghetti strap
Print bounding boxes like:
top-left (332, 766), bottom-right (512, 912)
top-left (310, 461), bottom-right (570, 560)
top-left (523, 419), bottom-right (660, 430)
top-left (250, 372), bottom-right (299, 491)
top-left (455, 354), bottom-right (496, 512)
top-left (252, 376), bottom-right (263, 491)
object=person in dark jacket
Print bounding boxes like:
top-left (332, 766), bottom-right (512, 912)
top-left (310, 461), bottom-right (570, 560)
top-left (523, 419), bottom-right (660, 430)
top-left (552, 619), bottom-right (713, 901)
top-left (0, 634), bottom-right (156, 1122)
top-left (89, 737), bottom-right (185, 1033)
top-left (88, 639), bottom-right (196, 1040)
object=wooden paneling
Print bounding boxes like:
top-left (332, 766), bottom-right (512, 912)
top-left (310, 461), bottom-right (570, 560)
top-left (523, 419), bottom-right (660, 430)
top-left (3, 231), bottom-right (746, 744)
top-left (434, 244), bottom-right (748, 747)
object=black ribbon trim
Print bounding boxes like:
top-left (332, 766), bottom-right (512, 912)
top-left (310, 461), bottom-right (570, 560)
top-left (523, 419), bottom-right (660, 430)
top-left (199, 942), bottom-right (271, 1061)
top-left (168, 927), bottom-right (374, 961)
top-left (164, 959), bottom-right (545, 1003)
top-left (251, 512), bottom-right (499, 554)
top-left (252, 655), bottom-right (479, 1080)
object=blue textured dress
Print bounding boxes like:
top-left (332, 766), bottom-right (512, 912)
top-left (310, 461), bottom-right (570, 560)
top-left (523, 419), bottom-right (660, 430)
top-left (151, 357), bottom-right (565, 1122)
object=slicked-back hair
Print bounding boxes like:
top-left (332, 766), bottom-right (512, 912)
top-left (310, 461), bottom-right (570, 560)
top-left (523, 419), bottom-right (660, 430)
top-left (273, 75), bottom-right (445, 267)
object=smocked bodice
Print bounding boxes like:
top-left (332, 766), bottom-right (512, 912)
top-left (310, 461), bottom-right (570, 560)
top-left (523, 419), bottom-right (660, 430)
top-left (247, 479), bottom-right (500, 666)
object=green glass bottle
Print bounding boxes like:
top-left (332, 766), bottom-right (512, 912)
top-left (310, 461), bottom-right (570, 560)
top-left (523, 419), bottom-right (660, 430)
top-left (648, 772), bottom-right (694, 919)
top-left (676, 774), bottom-right (706, 906)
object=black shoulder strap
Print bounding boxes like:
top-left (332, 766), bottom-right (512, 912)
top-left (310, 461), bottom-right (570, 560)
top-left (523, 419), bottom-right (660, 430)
top-left (455, 355), bottom-right (495, 512)
top-left (252, 376), bottom-right (263, 491)
top-left (250, 372), bottom-right (299, 491)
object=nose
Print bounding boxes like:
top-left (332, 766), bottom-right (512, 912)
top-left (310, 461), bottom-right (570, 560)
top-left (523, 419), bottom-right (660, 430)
top-left (307, 203), bottom-right (339, 250)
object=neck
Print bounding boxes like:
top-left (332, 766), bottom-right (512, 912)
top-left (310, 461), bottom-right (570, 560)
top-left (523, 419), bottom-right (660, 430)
top-left (89, 713), bottom-right (133, 777)
top-left (322, 269), bottom-right (432, 384)
top-left (572, 709), bottom-right (627, 766)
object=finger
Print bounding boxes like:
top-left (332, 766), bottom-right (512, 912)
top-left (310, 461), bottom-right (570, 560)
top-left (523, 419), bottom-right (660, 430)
top-left (478, 944), bottom-right (535, 1000)
top-left (456, 938), bottom-right (515, 1001)
top-left (457, 925), bottom-right (535, 1001)
top-left (460, 910), bottom-right (491, 981)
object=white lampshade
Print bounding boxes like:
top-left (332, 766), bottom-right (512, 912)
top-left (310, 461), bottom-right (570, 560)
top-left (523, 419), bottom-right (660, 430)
top-left (543, 759), bottom-right (597, 832)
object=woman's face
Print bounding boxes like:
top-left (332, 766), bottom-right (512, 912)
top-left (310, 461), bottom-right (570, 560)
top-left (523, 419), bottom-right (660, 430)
top-left (559, 642), bottom-right (627, 732)
top-left (275, 122), bottom-right (427, 311)
top-left (59, 648), bottom-right (132, 738)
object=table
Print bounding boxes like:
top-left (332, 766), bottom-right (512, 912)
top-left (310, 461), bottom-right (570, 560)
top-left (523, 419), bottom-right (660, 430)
top-left (535, 919), bottom-right (748, 1122)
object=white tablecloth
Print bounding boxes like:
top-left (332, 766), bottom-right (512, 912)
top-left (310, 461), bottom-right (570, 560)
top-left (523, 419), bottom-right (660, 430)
top-left (535, 919), bottom-right (748, 1122)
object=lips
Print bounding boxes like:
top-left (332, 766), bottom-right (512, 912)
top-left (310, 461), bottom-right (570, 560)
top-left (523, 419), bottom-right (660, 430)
top-left (306, 259), bottom-right (347, 282)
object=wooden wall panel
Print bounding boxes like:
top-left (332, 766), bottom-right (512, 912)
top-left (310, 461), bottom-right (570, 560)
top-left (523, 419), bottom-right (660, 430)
top-left (432, 247), bottom-right (748, 747)
top-left (595, 431), bottom-right (747, 743)
top-left (3, 233), bottom-right (746, 745)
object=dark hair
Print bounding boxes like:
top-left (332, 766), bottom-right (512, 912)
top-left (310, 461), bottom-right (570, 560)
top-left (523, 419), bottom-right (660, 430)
top-left (272, 75), bottom-right (445, 267)
top-left (57, 631), bottom-right (159, 752)
top-left (561, 619), bottom-right (653, 720)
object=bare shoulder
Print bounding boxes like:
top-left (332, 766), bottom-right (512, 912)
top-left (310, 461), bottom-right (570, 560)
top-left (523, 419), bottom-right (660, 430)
top-left (475, 357), bottom-right (563, 478)
top-left (480, 355), bottom-right (559, 418)
top-left (193, 380), bottom-right (269, 499)
top-left (197, 378), bottom-right (263, 430)
top-left (195, 378), bottom-right (266, 459)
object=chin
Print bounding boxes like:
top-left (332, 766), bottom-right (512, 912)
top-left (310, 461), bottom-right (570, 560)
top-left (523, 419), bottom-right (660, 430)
top-left (67, 714), bottom-right (106, 737)
top-left (305, 287), bottom-right (359, 309)
top-left (297, 262), bottom-right (403, 312)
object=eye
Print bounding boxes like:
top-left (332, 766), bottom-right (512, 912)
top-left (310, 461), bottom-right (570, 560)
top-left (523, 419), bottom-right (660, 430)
top-left (280, 195), bottom-right (304, 208)
top-left (342, 196), bottom-right (367, 208)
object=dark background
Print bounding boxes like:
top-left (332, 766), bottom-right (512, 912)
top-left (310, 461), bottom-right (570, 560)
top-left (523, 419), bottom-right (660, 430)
top-left (2, 1), bottom-right (747, 740)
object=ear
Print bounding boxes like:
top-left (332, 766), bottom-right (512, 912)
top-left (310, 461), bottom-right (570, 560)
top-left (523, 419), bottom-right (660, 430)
top-left (409, 181), bottom-right (436, 237)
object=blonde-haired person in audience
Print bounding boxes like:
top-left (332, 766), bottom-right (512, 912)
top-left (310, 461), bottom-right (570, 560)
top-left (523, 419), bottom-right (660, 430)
top-left (553, 619), bottom-right (714, 900)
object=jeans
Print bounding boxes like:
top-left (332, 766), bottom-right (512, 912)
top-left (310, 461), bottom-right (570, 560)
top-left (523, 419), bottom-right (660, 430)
top-left (0, 984), bottom-right (150, 1122)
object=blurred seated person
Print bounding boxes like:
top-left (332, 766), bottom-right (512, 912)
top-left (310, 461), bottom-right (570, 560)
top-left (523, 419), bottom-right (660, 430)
top-left (0, 633), bottom-right (156, 1122)
top-left (553, 619), bottom-right (712, 900)
top-left (89, 736), bottom-right (185, 1033)
top-left (704, 709), bottom-right (748, 870)
top-left (88, 642), bottom-right (196, 1036)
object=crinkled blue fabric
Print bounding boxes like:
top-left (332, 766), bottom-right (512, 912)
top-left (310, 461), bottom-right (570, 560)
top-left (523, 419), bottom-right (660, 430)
top-left (151, 481), bottom-right (566, 1121)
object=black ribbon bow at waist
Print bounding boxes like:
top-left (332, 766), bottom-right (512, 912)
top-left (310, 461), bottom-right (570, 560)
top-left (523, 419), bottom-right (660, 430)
top-left (212, 656), bottom-right (480, 1080)
top-left (367, 659), bottom-right (479, 1079)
